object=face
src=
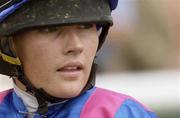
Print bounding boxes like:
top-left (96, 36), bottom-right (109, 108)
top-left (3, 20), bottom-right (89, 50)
top-left (13, 24), bottom-right (99, 98)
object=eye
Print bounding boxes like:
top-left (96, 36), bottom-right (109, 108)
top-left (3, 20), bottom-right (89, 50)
top-left (78, 24), bottom-right (94, 29)
top-left (37, 26), bottom-right (59, 33)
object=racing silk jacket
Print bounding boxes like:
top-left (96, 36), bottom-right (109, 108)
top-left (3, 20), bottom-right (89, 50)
top-left (0, 87), bottom-right (158, 118)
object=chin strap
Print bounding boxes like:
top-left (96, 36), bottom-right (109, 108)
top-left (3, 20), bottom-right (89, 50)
top-left (16, 62), bottom-right (97, 115)
top-left (98, 24), bottom-right (111, 50)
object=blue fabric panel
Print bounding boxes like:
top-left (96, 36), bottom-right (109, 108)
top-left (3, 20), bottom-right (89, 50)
top-left (114, 99), bottom-right (158, 118)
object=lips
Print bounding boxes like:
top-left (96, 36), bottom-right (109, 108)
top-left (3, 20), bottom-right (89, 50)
top-left (56, 62), bottom-right (84, 78)
top-left (57, 62), bottom-right (83, 72)
top-left (60, 66), bottom-right (80, 71)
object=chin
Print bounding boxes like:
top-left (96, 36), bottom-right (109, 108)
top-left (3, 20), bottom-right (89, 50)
top-left (47, 86), bottom-right (83, 99)
top-left (53, 91), bottom-right (81, 99)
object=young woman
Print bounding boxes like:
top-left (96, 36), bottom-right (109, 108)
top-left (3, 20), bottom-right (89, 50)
top-left (0, 0), bottom-right (158, 117)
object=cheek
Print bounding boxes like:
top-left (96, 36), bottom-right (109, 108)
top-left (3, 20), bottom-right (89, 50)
top-left (85, 35), bottom-right (99, 56)
top-left (83, 35), bottom-right (99, 66)
top-left (19, 42), bottom-right (54, 81)
top-left (21, 44), bottom-right (45, 65)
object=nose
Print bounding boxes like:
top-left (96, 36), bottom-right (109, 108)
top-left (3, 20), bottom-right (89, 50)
top-left (63, 30), bottom-right (84, 56)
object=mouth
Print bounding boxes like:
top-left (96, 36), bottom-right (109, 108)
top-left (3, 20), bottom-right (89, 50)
top-left (56, 62), bottom-right (84, 78)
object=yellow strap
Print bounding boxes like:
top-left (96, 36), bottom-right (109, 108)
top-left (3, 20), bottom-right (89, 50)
top-left (0, 51), bottom-right (21, 65)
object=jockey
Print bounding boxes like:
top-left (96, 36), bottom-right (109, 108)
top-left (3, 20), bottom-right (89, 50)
top-left (0, 0), bottom-right (158, 117)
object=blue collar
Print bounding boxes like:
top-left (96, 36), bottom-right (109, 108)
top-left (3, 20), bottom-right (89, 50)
top-left (12, 87), bottom-right (96, 117)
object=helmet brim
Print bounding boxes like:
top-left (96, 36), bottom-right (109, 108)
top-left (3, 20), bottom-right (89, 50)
top-left (0, 0), bottom-right (112, 36)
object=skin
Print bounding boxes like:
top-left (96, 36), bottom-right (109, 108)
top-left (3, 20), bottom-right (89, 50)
top-left (13, 24), bottom-right (99, 98)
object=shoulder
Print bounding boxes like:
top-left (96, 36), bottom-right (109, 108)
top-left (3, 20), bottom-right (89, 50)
top-left (93, 87), bottom-right (130, 98)
top-left (80, 87), bottom-right (158, 118)
top-left (80, 87), bottom-right (130, 118)
top-left (114, 98), bottom-right (158, 118)
top-left (91, 87), bottom-right (131, 106)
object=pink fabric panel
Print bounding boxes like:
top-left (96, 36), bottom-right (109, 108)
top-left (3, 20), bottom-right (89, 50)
top-left (0, 89), bottom-right (12, 104)
top-left (80, 88), bottom-right (129, 118)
